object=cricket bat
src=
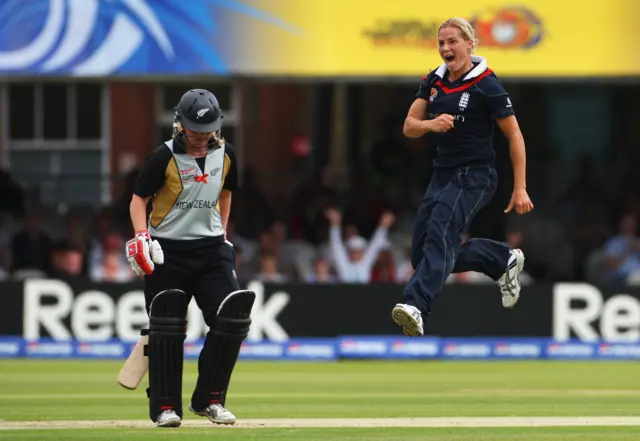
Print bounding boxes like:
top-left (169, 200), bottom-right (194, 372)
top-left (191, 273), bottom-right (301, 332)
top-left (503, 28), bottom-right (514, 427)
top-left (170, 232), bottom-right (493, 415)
top-left (117, 335), bottom-right (148, 390)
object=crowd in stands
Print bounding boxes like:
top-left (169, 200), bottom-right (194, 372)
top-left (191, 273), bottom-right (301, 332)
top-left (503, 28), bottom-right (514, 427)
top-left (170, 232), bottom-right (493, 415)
top-left (0, 146), bottom-right (639, 286)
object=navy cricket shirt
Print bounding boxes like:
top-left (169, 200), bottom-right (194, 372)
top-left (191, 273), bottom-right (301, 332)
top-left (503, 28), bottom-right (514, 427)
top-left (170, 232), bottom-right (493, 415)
top-left (415, 56), bottom-right (515, 169)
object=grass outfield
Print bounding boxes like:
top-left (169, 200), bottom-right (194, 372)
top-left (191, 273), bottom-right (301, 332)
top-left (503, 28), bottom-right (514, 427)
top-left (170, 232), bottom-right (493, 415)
top-left (0, 359), bottom-right (639, 440)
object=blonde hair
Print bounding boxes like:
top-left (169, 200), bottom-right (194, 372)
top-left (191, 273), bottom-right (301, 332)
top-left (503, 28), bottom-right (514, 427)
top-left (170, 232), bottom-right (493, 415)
top-left (439, 17), bottom-right (479, 54)
top-left (172, 120), bottom-right (225, 147)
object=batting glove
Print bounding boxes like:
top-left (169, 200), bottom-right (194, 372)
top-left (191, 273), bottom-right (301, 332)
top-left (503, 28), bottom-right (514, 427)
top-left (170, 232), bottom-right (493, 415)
top-left (125, 230), bottom-right (164, 276)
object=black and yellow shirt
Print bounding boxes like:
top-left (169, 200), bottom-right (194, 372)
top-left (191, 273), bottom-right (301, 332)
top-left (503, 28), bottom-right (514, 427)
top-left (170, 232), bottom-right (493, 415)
top-left (133, 139), bottom-right (238, 244)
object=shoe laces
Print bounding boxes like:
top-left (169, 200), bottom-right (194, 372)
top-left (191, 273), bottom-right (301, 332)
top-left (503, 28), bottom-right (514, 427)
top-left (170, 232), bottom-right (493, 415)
top-left (500, 269), bottom-right (518, 295)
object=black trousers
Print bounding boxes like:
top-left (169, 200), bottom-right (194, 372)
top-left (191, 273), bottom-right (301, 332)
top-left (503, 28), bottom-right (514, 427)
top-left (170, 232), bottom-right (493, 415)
top-left (144, 238), bottom-right (239, 325)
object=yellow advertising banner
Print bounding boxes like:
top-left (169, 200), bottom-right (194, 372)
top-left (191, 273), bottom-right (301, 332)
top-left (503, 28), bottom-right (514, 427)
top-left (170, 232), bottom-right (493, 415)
top-left (239, 0), bottom-right (639, 77)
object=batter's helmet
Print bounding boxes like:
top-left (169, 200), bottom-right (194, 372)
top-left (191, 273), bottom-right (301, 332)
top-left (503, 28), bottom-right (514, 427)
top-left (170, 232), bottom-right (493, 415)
top-left (174, 89), bottom-right (223, 134)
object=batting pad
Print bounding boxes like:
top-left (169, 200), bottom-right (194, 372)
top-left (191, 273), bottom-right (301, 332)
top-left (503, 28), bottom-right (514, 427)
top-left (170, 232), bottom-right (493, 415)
top-left (147, 289), bottom-right (189, 422)
top-left (191, 290), bottom-right (255, 410)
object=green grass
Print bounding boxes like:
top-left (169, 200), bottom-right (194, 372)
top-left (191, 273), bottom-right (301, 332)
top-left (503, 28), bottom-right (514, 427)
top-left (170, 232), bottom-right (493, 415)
top-left (4, 427), bottom-right (640, 441)
top-left (0, 359), bottom-right (639, 440)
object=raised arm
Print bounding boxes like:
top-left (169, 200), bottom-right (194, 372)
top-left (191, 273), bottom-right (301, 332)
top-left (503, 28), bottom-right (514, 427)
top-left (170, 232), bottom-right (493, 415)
top-left (325, 208), bottom-right (352, 281)
top-left (361, 211), bottom-right (396, 269)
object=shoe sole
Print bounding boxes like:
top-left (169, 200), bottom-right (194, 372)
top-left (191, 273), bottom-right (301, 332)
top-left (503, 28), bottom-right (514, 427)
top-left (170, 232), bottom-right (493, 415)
top-left (157, 417), bottom-right (181, 428)
top-left (392, 306), bottom-right (423, 337)
top-left (189, 406), bottom-right (237, 425)
top-left (503, 292), bottom-right (520, 309)
top-left (207, 418), bottom-right (236, 425)
top-left (503, 250), bottom-right (525, 309)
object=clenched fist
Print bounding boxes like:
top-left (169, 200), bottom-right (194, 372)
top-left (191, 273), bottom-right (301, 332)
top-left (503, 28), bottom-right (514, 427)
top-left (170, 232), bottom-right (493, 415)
top-left (429, 114), bottom-right (455, 133)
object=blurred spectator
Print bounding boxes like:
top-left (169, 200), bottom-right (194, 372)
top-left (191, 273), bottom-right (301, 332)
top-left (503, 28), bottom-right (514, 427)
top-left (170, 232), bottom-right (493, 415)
top-left (90, 233), bottom-right (134, 282)
top-left (50, 241), bottom-right (84, 278)
top-left (92, 250), bottom-right (135, 282)
top-left (304, 255), bottom-right (337, 283)
top-left (325, 208), bottom-right (394, 283)
top-left (65, 211), bottom-right (90, 257)
top-left (271, 219), bottom-right (306, 278)
top-left (370, 243), bottom-right (396, 282)
top-left (233, 245), bottom-right (254, 285)
top-left (89, 210), bottom-right (129, 278)
top-left (4, 145), bottom-right (640, 287)
top-left (254, 252), bottom-right (288, 283)
top-left (226, 220), bottom-right (256, 265)
top-left (343, 224), bottom-right (360, 242)
top-left (11, 209), bottom-right (52, 274)
top-left (230, 168), bottom-right (275, 239)
top-left (257, 227), bottom-right (278, 256)
top-left (394, 239), bottom-right (415, 283)
top-left (289, 167), bottom-right (339, 244)
top-left (272, 220), bottom-right (287, 249)
top-left (255, 222), bottom-right (299, 278)
top-left (601, 213), bottom-right (640, 283)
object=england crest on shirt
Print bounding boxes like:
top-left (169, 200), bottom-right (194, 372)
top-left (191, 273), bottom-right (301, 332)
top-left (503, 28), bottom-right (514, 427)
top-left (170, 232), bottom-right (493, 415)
top-left (459, 92), bottom-right (470, 111)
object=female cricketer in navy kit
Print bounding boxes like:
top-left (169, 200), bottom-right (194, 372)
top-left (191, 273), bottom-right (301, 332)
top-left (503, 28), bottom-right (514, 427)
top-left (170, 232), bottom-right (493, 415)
top-left (392, 18), bottom-right (534, 337)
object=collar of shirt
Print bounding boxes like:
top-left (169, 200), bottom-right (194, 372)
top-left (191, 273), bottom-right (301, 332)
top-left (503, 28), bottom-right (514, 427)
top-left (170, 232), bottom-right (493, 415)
top-left (433, 55), bottom-right (488, 82)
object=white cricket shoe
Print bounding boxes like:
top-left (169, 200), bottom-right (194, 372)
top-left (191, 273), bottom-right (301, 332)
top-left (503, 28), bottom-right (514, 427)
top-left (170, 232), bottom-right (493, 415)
top-left (498, 249), bottom-right (525, 308)
top-left (392, 304), bottom-right (424, 337)
top-left (156, 409), bottom-right (181, 428)
top-left (189, 403), bottom-right (237, 425)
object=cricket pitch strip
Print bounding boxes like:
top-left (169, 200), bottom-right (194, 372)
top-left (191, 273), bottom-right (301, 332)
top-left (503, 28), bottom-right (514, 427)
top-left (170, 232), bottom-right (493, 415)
top-left (2, 416), bottom-right (640, 430)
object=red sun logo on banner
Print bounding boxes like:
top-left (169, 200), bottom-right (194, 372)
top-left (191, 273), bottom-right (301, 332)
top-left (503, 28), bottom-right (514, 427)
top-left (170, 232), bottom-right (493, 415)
top-left (470, 7), bottom-right (543, 49)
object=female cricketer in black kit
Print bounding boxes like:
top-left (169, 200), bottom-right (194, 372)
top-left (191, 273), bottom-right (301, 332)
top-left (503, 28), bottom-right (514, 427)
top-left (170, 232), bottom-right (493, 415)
top-left (125, 89), bottom-right (255, 428)
top-left (392, 18), bottom-right (534, 337)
